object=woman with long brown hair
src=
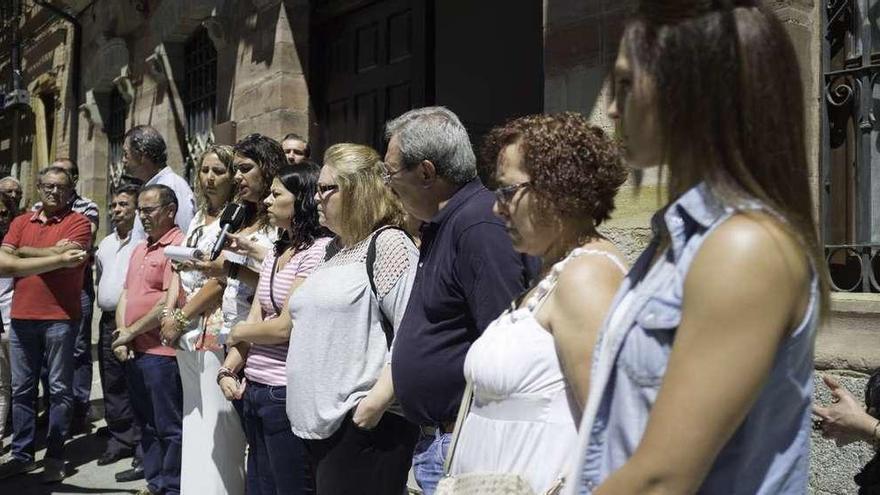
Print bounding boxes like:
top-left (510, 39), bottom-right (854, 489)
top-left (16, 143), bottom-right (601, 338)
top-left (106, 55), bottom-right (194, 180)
top-left (566, 2), bottom-right (829, 494)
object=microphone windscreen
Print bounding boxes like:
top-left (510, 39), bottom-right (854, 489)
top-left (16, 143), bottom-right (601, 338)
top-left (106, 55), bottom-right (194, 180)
top-left (219, 203), bottom-right (237, 226)
top-left (229, 202), bottom-right (256, 232)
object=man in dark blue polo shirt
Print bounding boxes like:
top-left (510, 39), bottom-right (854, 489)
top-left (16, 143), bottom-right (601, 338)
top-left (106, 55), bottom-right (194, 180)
top-left (384, 106), bottom-right (536, 494)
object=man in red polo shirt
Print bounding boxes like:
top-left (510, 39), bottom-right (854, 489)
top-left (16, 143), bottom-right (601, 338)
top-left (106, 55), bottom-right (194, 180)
top-left (111, 184), bottom-right (184, 495)
top-left (0, 166), bottom-right (92, 482)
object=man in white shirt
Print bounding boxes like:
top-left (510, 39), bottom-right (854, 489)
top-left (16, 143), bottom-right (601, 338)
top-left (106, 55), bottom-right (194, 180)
top-left (123, 125), bottom-right (195, 239)
top-left (95, 183), bottom-right (141, 469)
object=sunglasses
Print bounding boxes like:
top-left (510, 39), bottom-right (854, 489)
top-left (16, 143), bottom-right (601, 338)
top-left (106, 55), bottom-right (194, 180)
top-left (317, 184), bottom-right (339, 197)
top-left (493, 182), bottom-right (530, 206)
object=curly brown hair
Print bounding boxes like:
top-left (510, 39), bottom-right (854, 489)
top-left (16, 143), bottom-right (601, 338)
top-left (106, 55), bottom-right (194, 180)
top-left (480, 112), bottom-right (626, 225)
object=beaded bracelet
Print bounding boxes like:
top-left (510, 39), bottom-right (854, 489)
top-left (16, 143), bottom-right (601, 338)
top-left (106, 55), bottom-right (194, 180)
top-left (171, 308), bottom-right (190, 331)
top-left (216, 366), bottom-right (238, 386)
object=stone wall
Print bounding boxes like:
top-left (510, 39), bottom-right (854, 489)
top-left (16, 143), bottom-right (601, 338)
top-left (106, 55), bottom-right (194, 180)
top-left (543, 0), bottom-right (654, 264)
top-left (74, 0), bottom-right (310, 238)
top-left (0, 5), bottom-right (76, 207)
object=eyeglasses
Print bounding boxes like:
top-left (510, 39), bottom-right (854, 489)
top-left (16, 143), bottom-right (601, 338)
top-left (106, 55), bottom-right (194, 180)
top-left (493, 182), bottom-right (531, 206)
top-left (136, 204), bottom-right (168, 215)
top-left (38, 183), bottom-right (69, 193)
top-left (317, 184), bottom-right (339, 199)
top-left (380, 162), bottom-right (406, 185)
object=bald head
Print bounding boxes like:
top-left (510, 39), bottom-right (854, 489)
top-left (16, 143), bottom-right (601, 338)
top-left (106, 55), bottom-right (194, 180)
top-left (51, 158), bottom-right (79, 184)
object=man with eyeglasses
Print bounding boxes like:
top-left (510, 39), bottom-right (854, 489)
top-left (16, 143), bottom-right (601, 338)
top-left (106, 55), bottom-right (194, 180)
top-left (383, 107), bottom-right (538, 494)
top-left (30, 158), bottom-right (100, 436)
top-left (0, 165), bottom-right (93, 482)
top-left (111, 184), bottom-right (185, 495)
top-left (94, 183), bottom-right (142, 476)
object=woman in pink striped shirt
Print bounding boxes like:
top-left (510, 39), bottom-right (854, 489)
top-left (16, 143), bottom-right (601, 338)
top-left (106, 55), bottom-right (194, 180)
top-left (218, 162), bottom-right (331, 495)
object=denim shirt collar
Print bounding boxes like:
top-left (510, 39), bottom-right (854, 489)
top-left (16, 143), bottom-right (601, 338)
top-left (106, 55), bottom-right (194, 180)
top-left (654, 182), bottom-right (727, 262)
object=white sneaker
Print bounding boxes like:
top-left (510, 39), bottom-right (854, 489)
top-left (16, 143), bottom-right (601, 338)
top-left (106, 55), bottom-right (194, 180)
top-left (41, 457), bottom-right (65, 483)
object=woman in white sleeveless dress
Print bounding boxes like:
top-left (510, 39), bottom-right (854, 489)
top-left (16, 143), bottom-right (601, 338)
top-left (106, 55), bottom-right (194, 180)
top-left (450, 113), bottom-right (628, 493)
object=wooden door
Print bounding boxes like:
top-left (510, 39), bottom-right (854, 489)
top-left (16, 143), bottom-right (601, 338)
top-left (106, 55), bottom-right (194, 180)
top-left (312, 0), bottom-right (428, 156)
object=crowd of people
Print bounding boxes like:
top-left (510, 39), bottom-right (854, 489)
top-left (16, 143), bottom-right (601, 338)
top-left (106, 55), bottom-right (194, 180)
top-left (0, 2), bottom-right (876, 495)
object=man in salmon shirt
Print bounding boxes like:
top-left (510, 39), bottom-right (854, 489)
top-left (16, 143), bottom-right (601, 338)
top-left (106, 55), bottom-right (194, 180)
top-left (111, 184), bottom-right (185, 495)
top-left (0, 165), bottom-right (93, 482)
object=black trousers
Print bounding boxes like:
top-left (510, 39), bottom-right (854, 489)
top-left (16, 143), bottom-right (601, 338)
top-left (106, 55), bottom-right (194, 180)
top-left (303, 410), bottom-right (419, 494)
top-left (97, 310), bottom-right (139, 453)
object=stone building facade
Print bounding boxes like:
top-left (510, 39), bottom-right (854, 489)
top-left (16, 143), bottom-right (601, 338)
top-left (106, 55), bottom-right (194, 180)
top-left (0, 0), bottom-right (876, 492)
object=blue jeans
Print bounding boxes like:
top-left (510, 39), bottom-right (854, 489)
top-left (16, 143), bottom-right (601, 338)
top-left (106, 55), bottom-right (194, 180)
top-left (9, 319), bottom-right (75, 462)
top-left (413, 431), bottom-right (452, 495)
top-left (126, 353), bottom-right (182, 495)
top-left (72, 274), bottom-right (94, 414)
top-left (242, 381), bottom-right (312, 495)
top-left (40, 280), bottom-right (93, 417)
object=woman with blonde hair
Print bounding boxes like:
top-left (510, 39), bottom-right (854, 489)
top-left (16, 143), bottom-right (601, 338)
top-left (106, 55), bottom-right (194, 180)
top-left (286, 143), bottom-right (420, 494)
top-left (159, 144), bottom-right (247, 494)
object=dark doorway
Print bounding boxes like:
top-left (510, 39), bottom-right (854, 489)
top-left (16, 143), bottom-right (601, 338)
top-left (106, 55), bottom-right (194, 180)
top-left (311, 0), bottom-right (543, 159)
top-left (312, 0), bottom-right (429, 156)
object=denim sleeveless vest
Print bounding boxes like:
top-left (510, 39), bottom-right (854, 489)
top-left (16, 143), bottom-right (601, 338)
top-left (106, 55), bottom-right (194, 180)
top-left (564, 183), bottom-right (817, 495)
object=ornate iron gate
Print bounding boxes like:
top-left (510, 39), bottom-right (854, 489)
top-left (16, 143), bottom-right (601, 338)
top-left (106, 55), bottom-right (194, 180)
top-left (822, 0), bottom-right (880, 292)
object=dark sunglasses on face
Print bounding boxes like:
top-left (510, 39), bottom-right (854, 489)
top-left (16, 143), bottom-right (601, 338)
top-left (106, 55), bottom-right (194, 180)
top-left (493, 182), bottom-right (531, 206)
top-left (38, 183), bottom-right (69, 193)
top-left (136, 204), bottom-right (168, 215)
top-left (317, 184), bottom-right (339, 197)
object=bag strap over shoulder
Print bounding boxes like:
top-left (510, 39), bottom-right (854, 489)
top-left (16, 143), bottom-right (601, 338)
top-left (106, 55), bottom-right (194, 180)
top-left (443, 379), bottom-right (475, 476)
top-left (366, 225), bottom-right (414, 349)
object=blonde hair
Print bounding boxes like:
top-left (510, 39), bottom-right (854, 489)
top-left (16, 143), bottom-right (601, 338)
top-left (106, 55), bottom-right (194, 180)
top-left (194, 145), bottom-right (236, 212)
top-left (323, 143), bottom-right (405, 245)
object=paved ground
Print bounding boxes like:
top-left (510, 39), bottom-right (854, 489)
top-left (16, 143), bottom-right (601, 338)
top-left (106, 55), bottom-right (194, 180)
top-left (0, 318), bottom-right (144, 495)
top-left (0, 323), bottom-right (424, 495)
top-left (0, 382), bottom-right (145, 495)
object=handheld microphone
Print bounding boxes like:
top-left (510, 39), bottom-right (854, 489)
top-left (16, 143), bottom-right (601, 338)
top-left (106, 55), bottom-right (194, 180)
top-left (209, 202), bottom-right (255, 260)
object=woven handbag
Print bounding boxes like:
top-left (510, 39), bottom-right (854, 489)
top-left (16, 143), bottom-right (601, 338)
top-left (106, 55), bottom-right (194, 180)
top-left (434, 381), bottom-right (564, 495)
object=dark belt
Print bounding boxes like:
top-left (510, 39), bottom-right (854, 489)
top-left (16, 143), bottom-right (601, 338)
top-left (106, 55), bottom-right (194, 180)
top-left (420, 420), bottom-right (455, 436)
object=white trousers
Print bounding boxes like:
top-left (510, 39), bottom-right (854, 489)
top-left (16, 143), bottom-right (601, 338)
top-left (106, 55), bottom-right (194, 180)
top-left (177, 348), bottom-right (247, 495)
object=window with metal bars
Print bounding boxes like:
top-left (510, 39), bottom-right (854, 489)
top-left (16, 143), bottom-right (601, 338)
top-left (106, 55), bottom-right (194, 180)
top-left (107, 87), bottom-right (126, 170)
top-left (822, 0), bottom-right (880, 292)
top-left (183, 27), bottom-right (217, 180)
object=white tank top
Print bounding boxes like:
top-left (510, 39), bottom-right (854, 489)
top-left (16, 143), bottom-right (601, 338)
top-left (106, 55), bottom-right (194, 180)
top-left (450, 248), bottom-right (627, 493)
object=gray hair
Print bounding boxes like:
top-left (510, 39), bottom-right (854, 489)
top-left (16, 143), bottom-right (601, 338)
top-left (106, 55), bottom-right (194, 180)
top-left (125, 125), bottom-right (167, 166)
top-left (38, 166), bottom-right (74, 187)
top-left (384, 106), bottom-right (477, 185)
top-left (0, 177), bottom-right (21, 188)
